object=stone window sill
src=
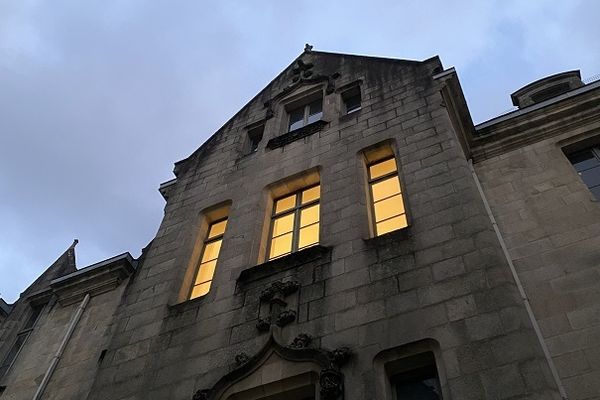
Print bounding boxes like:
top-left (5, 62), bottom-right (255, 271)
top-left (363, 226), bottom-right (412, 247)
top-left (237, 245), bottom-right (332, 283)
top-left (266, 120), bottom-right (328, 149)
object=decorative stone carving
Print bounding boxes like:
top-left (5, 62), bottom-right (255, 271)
top-left (330, 346), bottom-right (351, 367)
top-left (259, 280), bottom-right (300, 301)
top-left (235, 352), bottom-right (250, 366)
top-left (304, 43), bottom-right (313, 53)
top-left (319, 369), bottom-right (343, 400)
top-left (292, 59), bottom-right (314, 83)
top-left (289, 333), bottom-right (312, 349)
top-left (256, 317), bottom-right (271, 332)
top-left (192, 389), bottom-right (211, 400)
top-left (275, 309), bottom-right (296, 327)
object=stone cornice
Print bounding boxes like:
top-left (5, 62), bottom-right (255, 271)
top-left (50, 253), bottom-right (136, 306)
top-left (471, 85), bottom-right (600, 162)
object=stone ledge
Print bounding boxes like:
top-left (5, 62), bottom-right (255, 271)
top-left (50, 253), bottom-right (136, 306)
top-left (237, 245), bottom-right (332, 283)
top-left (266, 120), bottom-right (328, 149)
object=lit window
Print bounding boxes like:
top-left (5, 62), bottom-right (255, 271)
top-left (268, 185), bottom-right (320, 260)
top-left (0, 304), bottom-right (43, 379)
top-left (567, 147), bottom-right (600, 199)
top-left (342, 86), bottom-right (361, 114)
top-left (368, 156), bottom-right (408, 235)
top-left (190, 218), bottom-right (228, 299)
top-left (288, 98), bottom-right (323, 131)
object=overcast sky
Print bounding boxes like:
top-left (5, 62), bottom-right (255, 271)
top-left (1, 1), bottom-right (599, 302)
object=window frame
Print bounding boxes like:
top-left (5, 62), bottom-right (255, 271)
top-left (188, 217), bottom-right (228, 300)
top-left (366, 155), bottom-right (408, 236)
top-left (0, 304), bottom-right (44, 379)
top-left (267, 184), bottom-right (320, 260)
top-left (567, 145), bottom-right (600, 200)
top-left (287, 98), bottom-right (323, 132)
top-left (341, 85), bottom-right (362, 115)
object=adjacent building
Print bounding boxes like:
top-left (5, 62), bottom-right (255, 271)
top-left (1, 48), bottom-right (599, 400)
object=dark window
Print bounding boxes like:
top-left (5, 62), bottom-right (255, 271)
top-left (568, 147), bottom-right (600, 199)
top-left (0, 304), bottom-right (44, 379)
top-left (288, 98), bottom-right (323, 131)
top-left (390, 353), bottom-right (442, 400)
top-left (342, 86), bottom-right (361, 114)
top-left (247, 125), bottom-right (264, 153)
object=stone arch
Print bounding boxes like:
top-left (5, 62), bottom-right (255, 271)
top-left (192, 334), bottom-right (350, 400)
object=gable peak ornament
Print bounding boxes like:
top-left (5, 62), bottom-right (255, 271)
top-left (304, 43), bottom-right (313, 53)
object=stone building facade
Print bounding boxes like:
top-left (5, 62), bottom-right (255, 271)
top-left (1, 49), bottom-right (599, 400)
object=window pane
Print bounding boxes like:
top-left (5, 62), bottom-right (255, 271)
top-left (1, 333), bottom-right (28, 370)
top-left (345, 94), bottom-right (361, 114)
top-left (376, 214), bottom-right (408, 235)
top-left (300, 204), bottom-right (319, 227)
top-left (201, 240), bottom-right (222, 263)
top-left (374, 194), bottom-right (405, 222)
top-left (275, 194), bottom-right (296, 214)
top-left (301, 185), bottom-right (320, 204)
top-left (298, 223), bottom-right (319, 249)
top-left (207, 219), bottom-right (227, 239)
top-left (269, 232), bottom-right (293, 259)
top-left (272, 214), bottom-right (294, 237)
top-left (371, 176), bottom-right (401, 201)
top-left (190, 282), bottom-right (211, 299)
top-left (369, 158), bottom-right (397, 179)
top-left (580, 166), bottom-right (600, 188)
top-left (569, 150), bottom-right (599, 171)
top-left (23, 305), bottom-right (43, 329)
top-left (308, 98), bottom-right (322, 116)
top-left (289, 107), bottom-right (305, 131)
top-left (591, 185), bottom-right (600, 200)
top-left (195, 259), bottom-right (217, 284)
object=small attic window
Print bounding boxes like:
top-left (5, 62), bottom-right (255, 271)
top-left (288, 98), bottom-right (323, 132)
top-left (342, 85), bottom-right (362, 114)
top-left (246, 124), bottom-right (264, 153)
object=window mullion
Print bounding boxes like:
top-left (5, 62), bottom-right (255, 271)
top-left (292, 193), bottom-right (302, 252)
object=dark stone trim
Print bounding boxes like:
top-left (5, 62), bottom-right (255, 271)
top-left (363, 227), bottom-right (412, 247)
top-left (191, 333), bottom-right (351, 400)
top-left (266, 120), bottom-right (328, 150)
top-left (238, 245), bottom-right (332, 283)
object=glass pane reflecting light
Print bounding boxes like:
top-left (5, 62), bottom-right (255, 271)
top-left (369, 157), bottom-right (407, 236)
top-left (268, 184), bottom-right (320, 260)
top-left (190, 218), bottom-right (228, 299)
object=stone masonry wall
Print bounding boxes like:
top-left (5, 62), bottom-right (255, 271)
top-left (0, 284), bottom-right (127, 400)
top-left (475, 124), bottom-right (600, 400)
top-left (86, 53), bottom-right (561, 400)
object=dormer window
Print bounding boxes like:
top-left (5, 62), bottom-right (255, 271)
top-left (288, 98), bottom-right (323, 132)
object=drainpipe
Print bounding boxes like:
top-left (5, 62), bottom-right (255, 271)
top-left (468, 160), bottom-right (568, 400)
top-left (33, 293), bottom-right (90, 400)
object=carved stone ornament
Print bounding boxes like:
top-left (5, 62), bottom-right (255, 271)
top-left (275, 309), bottom-right (296, 327)
top-left (256, 317), bottom-right (271, 332)
top-left (259, 280), bottom-right (300, 302)
top-left (319, 369), bottom-right (343, 400)
top-left (190, 334), bottom-right (350, 400)
top-left (192, 389), bottom-right (211, 400)
top-left (330, 346), bottom-right (351, 367)
top-left (289, 333), bottom-right (313, 349)
top-left (235, 352), bottom-right (250, 366)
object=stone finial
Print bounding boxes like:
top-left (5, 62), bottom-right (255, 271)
top-left (304, 43), bottom-right (313, 53)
